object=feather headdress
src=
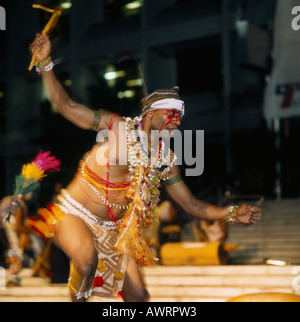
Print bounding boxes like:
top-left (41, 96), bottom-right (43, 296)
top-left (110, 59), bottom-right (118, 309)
top-left (14, 150), bottom-right (60, 196)
top-left (6, 150), bottom-right (60, 222)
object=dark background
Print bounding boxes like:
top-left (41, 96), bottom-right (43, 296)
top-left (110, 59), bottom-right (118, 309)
top-left (1, 0), bottom-right (300, 210)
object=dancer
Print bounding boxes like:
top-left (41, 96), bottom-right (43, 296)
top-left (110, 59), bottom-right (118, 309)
top-left (0, 194), bottom-right (29, 286)
top-left (29, 34), bottom-right (262, 302)
top-left (0, 196), bottom-right (23, 285)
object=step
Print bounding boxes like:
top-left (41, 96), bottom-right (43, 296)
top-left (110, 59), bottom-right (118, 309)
top-left (1, 266), bottom-right (298, 302)
top-left (229, 234), bottom-right (300, 240)
top-left (3, 284), bottom-right (291, 300)
top-left (229, 231), bottom-right (300, 239)
top-left (229, 226), bottom-right (300, 234)
top-left (227, 198), bottom-right (300, 265)
top-left (229, 255), bottom-right (300, 263)
top-left (144, 275), bottom-right (293, 287)
top-left (142, 265), bottom-right (296, 276)
top-left (230, 245), bottom-right (300, 253)
top-left (146, 285), bottom-right (293, 299)
top-left (230, 248), bottom-right (300, 258)
top-left (1, 285), bottom-right (69, 297)
top-left (263, 199), bottom-right (300, 206)
top-left (0, 296), bottom-right (71, 302)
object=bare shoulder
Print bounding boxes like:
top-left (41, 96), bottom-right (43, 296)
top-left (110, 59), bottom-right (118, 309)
top-left (97, 110), bottom-right (126, 132)
top-left (99, 109), bottom-right (114, 130)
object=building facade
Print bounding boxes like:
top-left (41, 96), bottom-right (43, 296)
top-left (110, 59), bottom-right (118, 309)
top-left (1, 1), bottom-right (287, 201)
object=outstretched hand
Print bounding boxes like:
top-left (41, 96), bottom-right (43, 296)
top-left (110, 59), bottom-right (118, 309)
top-left (29, 33), bottom-right (51, 63)
top-left (0, 195), bottom-right (22, 219)
top-left (236, 204), bottom-right (262, 224)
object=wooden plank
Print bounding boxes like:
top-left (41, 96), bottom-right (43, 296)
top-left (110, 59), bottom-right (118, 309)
top-left (0, 265), bottom-right (297, 302)
top-left (146, 286), bottom-right (294, 298)
top-left (142, 265), bottom-right (297, 276)
top-left (144, 275), bottom-right (294, 287)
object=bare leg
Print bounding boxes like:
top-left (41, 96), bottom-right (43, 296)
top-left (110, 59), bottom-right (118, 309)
top-left (122, 256), bottom-right (150, 302)
top-left (54, 214), bottom-right (98, 302)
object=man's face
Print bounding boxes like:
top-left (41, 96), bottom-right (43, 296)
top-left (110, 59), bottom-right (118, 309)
top-left (151, 109), bottom-right (182, 134)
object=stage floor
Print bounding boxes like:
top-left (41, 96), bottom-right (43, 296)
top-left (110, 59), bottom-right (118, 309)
top-left (0, 265), bottom-right (299, 302)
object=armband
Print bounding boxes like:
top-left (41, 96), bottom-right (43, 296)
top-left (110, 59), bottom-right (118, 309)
top-left (225, 205), bottom-right (240, 224)
top-left (162, 174), bottom-right (182, 188)
top-left (91, 109), bottom-right (102, 132)
top-left (35, 56), bottom-right (54, 74)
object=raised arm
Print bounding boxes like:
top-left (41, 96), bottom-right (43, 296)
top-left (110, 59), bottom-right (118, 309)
top-left (164, 165), bottom-right (262, 224)
top-left (29, 33), bottom-right (112, 131)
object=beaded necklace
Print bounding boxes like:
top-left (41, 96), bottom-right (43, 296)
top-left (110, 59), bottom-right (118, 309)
top-left (125, 116), bottom-right (176, 212)
top-left (78, 116), bottom-right (176, 264)
top-left (79, 154), bottom-right (131, 210)
top-left (79, 116), bottom-right (176, 213)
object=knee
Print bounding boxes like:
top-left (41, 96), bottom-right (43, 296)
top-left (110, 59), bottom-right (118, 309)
top-left (79, 260), bottom-right (97, 278)
top-left (74, 252), bottom-right (98, 278)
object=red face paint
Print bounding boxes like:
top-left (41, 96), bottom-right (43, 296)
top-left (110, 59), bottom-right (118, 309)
top-left (160, 109), bottom-right (181, 131)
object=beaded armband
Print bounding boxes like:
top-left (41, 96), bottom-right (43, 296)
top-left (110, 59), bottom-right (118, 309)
top-left (6, 248), bottom-right (22, 260)
top-left (91, 109), bottom-right (102, 131)
top-left (225, 205), bottom-right (240, 224)
top-left (35, 56), bottom-right (54, 74)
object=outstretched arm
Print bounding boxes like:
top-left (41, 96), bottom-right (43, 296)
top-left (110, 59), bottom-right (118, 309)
top-left (29, 33), bottom-right (112, 131)
top-left (165, 166), bottom-right (262, 224)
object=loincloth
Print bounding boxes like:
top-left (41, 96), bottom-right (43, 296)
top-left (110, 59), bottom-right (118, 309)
top-left (34, 189), bottom-right (128, 298)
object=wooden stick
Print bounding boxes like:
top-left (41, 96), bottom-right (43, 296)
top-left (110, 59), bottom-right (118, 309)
top-left (32, 4), bottom-right (57, 14)
top-left (28, 5), bottom-right (63, 71)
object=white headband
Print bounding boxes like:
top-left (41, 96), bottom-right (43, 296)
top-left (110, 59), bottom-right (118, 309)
top-left (141, 98), bottom-right (185, 117)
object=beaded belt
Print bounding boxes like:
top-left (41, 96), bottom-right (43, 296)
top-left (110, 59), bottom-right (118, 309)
top-left (56, 189), bottom-right (122, 231)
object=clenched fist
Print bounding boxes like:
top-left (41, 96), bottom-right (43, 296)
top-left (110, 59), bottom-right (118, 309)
top-left (29, 33), bottom-right (52, 64)
top-left (236, 204), bottom-right (262, 224)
